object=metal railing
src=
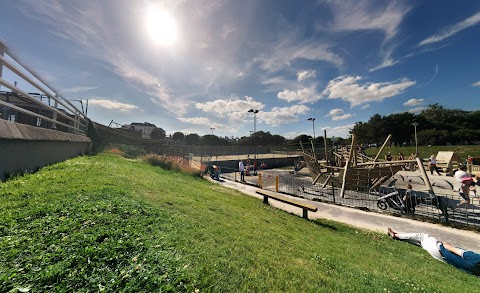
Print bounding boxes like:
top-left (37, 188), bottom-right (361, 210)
top-left (0, 41), bottom-right (88, 134)
top-left (220, 168), bottom-right (480, 230)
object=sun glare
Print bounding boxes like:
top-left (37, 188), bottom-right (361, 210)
top-left (145, 8), bottom-right (178, 46)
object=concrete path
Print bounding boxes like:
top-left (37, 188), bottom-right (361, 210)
top-left (208, 176), bottom-right (480, 251)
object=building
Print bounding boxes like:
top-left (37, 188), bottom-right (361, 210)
top-left (123, 122), bottom-right (157, 139)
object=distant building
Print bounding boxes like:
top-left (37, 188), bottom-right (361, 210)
top-left (123, 122), bottom-right (157, 139)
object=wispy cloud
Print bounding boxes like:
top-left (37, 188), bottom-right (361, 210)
top-left (61, 86), bottom-right (97, 94)
top-left (369, 49), bottom-right (400, 72)
top-left (404, 98), bottom-right (424, 107)
top-left (325, 108), bottom-right (353, 121)
top-left (473, 81), bottom-right (480, 87)
top-left (408, 107), bottom-right (426, 114)
top-left (89, 99), bottom-right (138, 111)
top-left (277, 87), bottom-right (321, 104)
top-left (19, 0), bottom-right (182, 113)
top-left (259, 105), bottom-right (310, 126)
top-left (255, 36), bottom-right (342, 73)
top-left (419, 11), bottom-right (480, 46)
top-left (260, 76), bottom-right (302, 92)
top-left (322, 1), bottom-right (410, 41)
top-left (322, 75), bottom-right (416, 107)
top-left (178, 117), bottom-right (236, 133)
top-left (421, 64), bottom-right (439, 87)
top-left (297, 70), bottom-right (316, 82)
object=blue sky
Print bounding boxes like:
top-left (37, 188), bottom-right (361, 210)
top-left (1, 0), bottom-right (479, 138)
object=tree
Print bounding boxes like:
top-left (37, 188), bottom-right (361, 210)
top-left (172, 132), bottom-right (185, 142)
top-left (185, 133), bottom-right (200, 145)
top-left (150, 127), bottom-right (166, 140)
top-left (291, 134), bottom-right (312, 144)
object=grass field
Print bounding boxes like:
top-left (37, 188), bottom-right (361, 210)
top-left (1, 152), bottom-right (479, 292)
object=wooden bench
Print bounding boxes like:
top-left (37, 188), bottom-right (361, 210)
top-left (256, 189), bottom-right (318, 220)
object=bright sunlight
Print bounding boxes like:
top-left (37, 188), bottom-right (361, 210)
top-left (145, 7), bottom-right (178, 46)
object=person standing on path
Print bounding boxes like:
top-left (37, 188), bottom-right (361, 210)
top-left (239, 160), bottom-right (245, 182)
top-left (387, 228), bottom-right (480, 276)
top-left (429, 155), bottom-right (442, 175)
top-left (455, 165), bottom-right (472, 207)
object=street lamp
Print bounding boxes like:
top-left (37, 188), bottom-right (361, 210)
top-left (248, 109), bottom-right (259, 160)
top-left (412, 122), bottom-right (419, 157)
top-left (210, 127), bottom-right (215, 135)
top-left (307, 117), bottom-right (316, 141)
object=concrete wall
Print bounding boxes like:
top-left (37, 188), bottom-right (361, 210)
top-left (0, 120), bottom-right (92, 181)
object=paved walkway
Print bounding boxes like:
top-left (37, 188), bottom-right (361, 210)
top-left (207, 176), bottom-right (480, 251)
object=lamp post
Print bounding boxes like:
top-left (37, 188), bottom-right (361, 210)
top-left (412, 122), bottom-right (419, 157)
top-left (248, 109), bottom-right (259, 160)
top-left (307, 117), bottom-right (316, 141)
top-left (210, 127), bottom-right (215, 135)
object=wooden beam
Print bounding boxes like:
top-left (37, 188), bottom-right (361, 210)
top-left (373, 134), bottom-right (392, 163)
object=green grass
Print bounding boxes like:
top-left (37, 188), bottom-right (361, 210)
top-left (1, 153), bottom-right (479, 292)
top-left (364, 145), bottom-right (480, 160)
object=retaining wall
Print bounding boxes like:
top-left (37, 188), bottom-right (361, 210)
top-left (0, 120), bottom-right (92, 181)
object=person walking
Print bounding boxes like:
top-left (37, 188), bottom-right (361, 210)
top-left (239, 160), bottom-right (245, 182)
top-left (429, 155), bottom-right (441, 175)
top-left (455, 165), bottom-right (472, 207)
top-left (387, 228), bottom-right (480, 276)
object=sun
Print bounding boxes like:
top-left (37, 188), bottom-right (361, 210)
top-left (145, 8), bottom-right (178, 46)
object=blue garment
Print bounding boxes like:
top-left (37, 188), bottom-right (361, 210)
top-left (439, 244), bottom-right (480, 276)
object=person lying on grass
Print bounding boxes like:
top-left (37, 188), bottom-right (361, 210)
top-left (387, 228), bottom-right (480, 276)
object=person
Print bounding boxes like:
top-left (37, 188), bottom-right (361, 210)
top-left (455, 165), bottom-right (472, 207)
top-left (387, 228), bottom-right (480, 276)
top-left (239, 160), bottom-right (245, 181)
top-left (402, 184), bottom-right (416, 214)
top-left (407, 153), bottom-right (416, 171)
top-left (398, 152), bottom-right (404, 161)
top-left (429, 155), bottom-right (442, 175)
top-left (211, 165), bottom-right (220, 180)
top-left (253, 161), bottom-right (258, 175)
top-left (386, 152), bottom-right (393, 161)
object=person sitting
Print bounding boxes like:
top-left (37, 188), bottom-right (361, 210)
top-left (387, 228), bottom-right (480, 276)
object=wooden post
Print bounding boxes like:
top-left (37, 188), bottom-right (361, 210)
top-left (324, 129), bottom-right (328, 165)
top-left (416, 157), bottom-right (435, 196)
top-left (373, 134), bottom-right (392, 163)
top-left (275, 175), bottom-right (279, 192)
top-left (258, 173), bottom-right (262, 188)
top-left (340, 135), bottom-right (356, 198)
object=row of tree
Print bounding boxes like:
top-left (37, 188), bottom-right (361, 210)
top-left (149, 104), bottom-right (480, 147)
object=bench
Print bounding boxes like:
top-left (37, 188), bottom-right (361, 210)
top-left (256, 189), bottom-right (318, 220)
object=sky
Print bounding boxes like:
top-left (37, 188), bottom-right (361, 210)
top-left (1, 0), bottom-right (479, 139)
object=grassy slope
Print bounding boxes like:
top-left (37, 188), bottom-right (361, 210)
top-left (1, 153), bottom-right (478, 292)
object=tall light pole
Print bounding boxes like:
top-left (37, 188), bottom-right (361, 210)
top-left (248, 109), bottom-right (259, 160)
top-left (307, 117), bottom-right (316, 141)
top-left (412, 122), bottom-right (419, 157)
top-left (210, 127), bottom-right (215, 135)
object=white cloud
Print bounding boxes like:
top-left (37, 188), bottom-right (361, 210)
top-left (322, 75), bottom-right (416, 107)
top-left (284, 132), bottom-right (302, 139)
top-left (325, 108), bottom-right (353, 121)
top-left (403, 98), bottom-right (424, 106)
top-left (259, 105), bottom-right (310, 126)
top-left (369, 49), bottom-right (400, 72)
top-left (61, 86), bottom-right (97, 94)
top-left (419, 11), bottom-right (480, 46)
top-left (89, 99), bottom-right (138, 111)
top-left (256, 39), bottom-right (343, 73)
top-left (195, 96), bottom-right (264, 120)
top-left (408, 107), bottom-right (426, 114)
top-left (361, 104), bottom-right (370, 109)
top-left (323, 1), bottom-right (409, 41)
top-left (236, 71), bottom-right (245, 78)
top-left (178, 117), bottom-right (211, 125)
top-left (322, 124), bottom-right (355, 139)
top-left (260, 76), bottom-right (302, 92)
top-left (297, 70), bottom-right (316, 82)
top-left (473, 81), bottom-right (480, 87)
top-left (277, 87), bottom-right (321, 104)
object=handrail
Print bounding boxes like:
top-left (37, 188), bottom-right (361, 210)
top-left (0, 40), bottom-right (88, 134)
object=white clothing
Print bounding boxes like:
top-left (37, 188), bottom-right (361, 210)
top-left (454, 170), bottom-right (469, 183)
top-left (395, 233), bottom-right (445, 262)
top-left (429, 158), bottom-right (437, 165)
top-left (239, 161), bottom-right (245, 171)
